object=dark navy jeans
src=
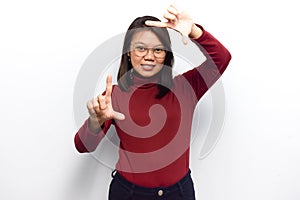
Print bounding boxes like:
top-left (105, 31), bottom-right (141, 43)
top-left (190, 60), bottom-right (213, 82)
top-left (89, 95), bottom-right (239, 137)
top-left (108, 169), bottom-right (196, 200)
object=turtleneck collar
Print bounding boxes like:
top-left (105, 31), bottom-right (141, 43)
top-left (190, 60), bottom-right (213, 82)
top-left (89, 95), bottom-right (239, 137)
top-left (131, 69), bottom-right (160, 89)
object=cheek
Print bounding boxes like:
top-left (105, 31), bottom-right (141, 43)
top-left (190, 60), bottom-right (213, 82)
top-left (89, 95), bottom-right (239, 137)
top-left (130, 57), bottom-right (142, 67)
top-left (156, 64), bottom-right (164, 71)
top-left (157, 59), bottom-right (165, 65)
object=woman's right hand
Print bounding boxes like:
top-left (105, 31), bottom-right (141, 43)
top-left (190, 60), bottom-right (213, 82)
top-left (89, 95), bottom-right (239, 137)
top-left (86, 75), bottom-right (125, 133)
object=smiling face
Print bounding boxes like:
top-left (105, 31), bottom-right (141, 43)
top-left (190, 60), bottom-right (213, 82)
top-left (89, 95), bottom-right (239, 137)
top-left (128, 30), bottom-right (166, 78)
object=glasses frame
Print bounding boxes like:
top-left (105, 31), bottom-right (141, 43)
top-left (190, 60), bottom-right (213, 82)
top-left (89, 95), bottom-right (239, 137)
top-left (131, 44), bottom-right (167, 58)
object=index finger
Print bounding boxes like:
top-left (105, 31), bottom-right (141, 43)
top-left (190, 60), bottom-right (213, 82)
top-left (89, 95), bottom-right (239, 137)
top-left (145, 20), bottom-right (168, 28)
top-left (167, 5), bottom-right (179, 16)
top-left (105, 75), bottom-right (113, 97)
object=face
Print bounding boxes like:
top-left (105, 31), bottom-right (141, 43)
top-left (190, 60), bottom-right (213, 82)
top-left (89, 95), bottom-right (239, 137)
top-left (128, 30), bottom-right (166, 78)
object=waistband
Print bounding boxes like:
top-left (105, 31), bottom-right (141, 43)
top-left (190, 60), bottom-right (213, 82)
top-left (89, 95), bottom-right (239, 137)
top-left (111, 169), bottom-right (192, 197)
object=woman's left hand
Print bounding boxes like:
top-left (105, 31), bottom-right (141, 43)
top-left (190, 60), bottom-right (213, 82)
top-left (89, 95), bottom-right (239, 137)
top-left (145, 5), bottom-right (202, 44)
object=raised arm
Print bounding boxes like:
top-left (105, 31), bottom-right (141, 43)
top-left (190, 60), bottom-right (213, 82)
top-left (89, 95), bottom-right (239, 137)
top-left (145, 4), bottom-right (231, 100)
top-left (74, 75), bottom-right (125, 153)
top-left (182, 26), bottom-right (231, 100)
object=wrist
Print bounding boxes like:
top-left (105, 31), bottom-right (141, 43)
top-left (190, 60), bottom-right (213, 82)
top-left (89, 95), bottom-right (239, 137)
top-left (189, 24), bottom-right (203, 39)
top-left (88, 117), bottom-right (103, 134)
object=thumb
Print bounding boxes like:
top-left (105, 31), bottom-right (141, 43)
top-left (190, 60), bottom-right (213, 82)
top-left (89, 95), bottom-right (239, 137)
top-left (181, 34), bottom-right (189, 45)
top-left (112, 111), bottom-right (125, 121)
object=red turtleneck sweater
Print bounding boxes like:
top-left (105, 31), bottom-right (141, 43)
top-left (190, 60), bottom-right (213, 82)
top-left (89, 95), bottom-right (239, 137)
top-left (74, 26), bottom-right (231, 187)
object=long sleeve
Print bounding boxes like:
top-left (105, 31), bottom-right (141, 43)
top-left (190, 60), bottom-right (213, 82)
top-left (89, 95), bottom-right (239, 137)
top-left (182, 25), bottom-right (232, 100)
top-left (74, 119), bottom-right (113, 153)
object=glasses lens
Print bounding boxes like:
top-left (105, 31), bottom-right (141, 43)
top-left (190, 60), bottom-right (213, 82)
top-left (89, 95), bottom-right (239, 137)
top-left (134, 46), bottom-right (146, 57)
top-left (153, 48), bottom-right (166, 58)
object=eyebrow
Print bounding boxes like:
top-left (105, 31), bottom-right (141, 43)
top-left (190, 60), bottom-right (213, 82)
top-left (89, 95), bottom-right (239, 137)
top-left (132, 42), bottom-right (164, 47)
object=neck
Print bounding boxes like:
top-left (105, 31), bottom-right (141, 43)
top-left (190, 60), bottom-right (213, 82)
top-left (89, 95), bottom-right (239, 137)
top-left (131, 69), bottom-right (160, 88)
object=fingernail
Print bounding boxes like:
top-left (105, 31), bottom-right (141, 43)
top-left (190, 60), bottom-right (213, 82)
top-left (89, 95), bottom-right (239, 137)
top-left (182, 35), bottom-right (189, 45)
top-left (145, 20), bottom-right (152, 26)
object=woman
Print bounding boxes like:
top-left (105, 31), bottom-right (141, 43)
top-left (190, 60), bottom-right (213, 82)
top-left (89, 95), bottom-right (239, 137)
top-left (74, 5), bottom-right (231, 200)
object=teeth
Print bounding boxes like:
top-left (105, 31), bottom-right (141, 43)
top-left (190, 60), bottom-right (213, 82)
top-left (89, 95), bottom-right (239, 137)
top-left (142, 64), bottom-right (155, 70)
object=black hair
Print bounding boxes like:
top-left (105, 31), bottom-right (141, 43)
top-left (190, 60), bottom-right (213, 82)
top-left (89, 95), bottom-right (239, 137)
top-left (117, 16), bottom-right (174, 98)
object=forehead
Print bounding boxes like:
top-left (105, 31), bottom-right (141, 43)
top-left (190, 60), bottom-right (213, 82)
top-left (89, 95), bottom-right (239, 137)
top-left (131, 30), bottom-right (162, 45)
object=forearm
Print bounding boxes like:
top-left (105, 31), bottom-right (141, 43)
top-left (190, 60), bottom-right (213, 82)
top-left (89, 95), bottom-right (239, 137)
top-left (192, 24), bottom-right (231, 73)
top-left (74, 119), bottom-right (107, 153)
top-left (182, 25), bottom-right (231, 100)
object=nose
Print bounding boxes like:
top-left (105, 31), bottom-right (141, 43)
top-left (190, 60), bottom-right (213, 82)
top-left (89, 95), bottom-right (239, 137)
top-left (144, 49), bottom-right (155, 60)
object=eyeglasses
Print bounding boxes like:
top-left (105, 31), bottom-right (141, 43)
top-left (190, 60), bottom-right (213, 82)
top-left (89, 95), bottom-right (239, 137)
top-left (131, 45), bottom-right (166, 58)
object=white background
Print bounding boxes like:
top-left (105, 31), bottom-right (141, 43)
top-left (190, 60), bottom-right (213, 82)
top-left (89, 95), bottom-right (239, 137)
top-left (1, 0), bottom-right (299, 199)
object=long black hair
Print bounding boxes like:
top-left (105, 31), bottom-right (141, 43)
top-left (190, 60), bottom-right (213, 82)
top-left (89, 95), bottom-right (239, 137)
top-left (117, 16), bottom-right (174, 98)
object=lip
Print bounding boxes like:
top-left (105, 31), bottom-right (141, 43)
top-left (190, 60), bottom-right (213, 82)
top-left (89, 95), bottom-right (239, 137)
top-left (141, 64), bottom-right (155, 71)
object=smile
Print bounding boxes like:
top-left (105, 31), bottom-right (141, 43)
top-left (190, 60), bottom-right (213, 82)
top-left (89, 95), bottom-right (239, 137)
top-left (141, 64), bottom-right (155, 71)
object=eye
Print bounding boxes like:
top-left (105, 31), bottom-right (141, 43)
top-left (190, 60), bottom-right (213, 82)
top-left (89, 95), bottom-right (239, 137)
top-left (135, 46), bottom-right (146, 52)
top-left (154, 48), bottom-right (163, 53)
top-left (154, 48), bottom-right (165, 53)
